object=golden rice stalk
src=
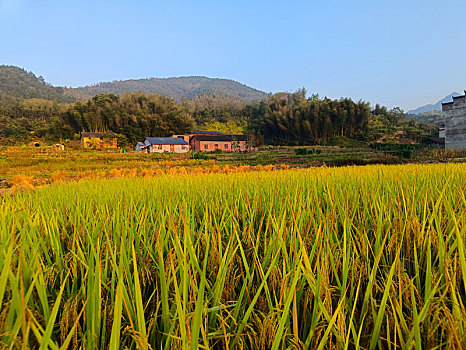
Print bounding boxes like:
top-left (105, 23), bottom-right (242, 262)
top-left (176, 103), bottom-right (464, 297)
top-left (9, 174), bottom-right (34, 192)
top-left (141, 169), bottom-right (154, 178)
top-left (128, 168), bottom-right (138, 178)
top-left (108, 169), bottom-right (121, 178)
top-left (280, 164), bottom-right (290, 170)
top-left (96, 171), bottom-right (107, 178)
top-left (52, 170), bottom-right (69, 182)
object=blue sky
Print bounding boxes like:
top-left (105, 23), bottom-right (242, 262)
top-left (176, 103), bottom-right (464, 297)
top-left (1, 0), bottom-right (465, 111)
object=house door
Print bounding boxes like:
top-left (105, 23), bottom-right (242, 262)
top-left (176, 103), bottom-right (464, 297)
top-left (170, 145), bottom-right (175, 152)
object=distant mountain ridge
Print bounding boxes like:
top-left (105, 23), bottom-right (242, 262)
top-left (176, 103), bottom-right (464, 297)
top-left (0, 65), bottom-right (75, 103)
top-left (67, 76), bottom-right (268, 102)
top-left (0, 65), bottom-right (268, 103)
top-left (407, 92), bottom-right (462, 115)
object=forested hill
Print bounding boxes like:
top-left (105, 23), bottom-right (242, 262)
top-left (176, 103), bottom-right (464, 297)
top-left (0, 65), bottom-right (75, 103)
top-left (0, 65), bottom-right (268, 103)
top-left (67, 76), bottom-right (268, 102)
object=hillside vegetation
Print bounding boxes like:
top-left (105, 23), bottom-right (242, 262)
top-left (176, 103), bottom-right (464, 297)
top-left (0, 65), bottom-right (75, 103)
top-left (406, 110), bottom-right (443, 125)
top-left (68, 76), bottom-right (268, 102)
top-left (0, 65), bottom-right (267, 103)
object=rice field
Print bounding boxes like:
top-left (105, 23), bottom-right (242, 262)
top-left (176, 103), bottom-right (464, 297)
top-left (0, 163), bottom-right (465, 349)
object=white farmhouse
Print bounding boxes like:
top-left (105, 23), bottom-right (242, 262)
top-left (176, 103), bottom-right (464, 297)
top-left (144, 137), bottom-right (190, 153)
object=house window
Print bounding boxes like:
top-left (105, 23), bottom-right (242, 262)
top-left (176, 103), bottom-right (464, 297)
top-left (204, 144), bottom-right (208, 150)
top-left (157, 145), bottom-right (163, 150)
top-left (214, 144), bottom-right (219, 149)
top-left (224, 144), bottom-right (229, 149)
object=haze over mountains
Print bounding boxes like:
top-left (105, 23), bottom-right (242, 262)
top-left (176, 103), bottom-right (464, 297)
top-left (407, 92), bottom-right (462, 115)
top-left (0, 65), bottom-right (268, 103)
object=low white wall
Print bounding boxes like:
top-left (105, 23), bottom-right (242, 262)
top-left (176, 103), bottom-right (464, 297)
top-left (150, 144), bottom-right (189, 153)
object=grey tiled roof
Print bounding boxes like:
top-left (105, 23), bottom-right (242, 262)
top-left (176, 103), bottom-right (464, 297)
top-left (145, 137), bottom-right (189, 145)
top-left (191, 131), bottom-right (223, 135)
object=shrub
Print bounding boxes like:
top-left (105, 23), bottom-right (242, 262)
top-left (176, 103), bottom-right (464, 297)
top-left (193, 152), bottom-right (208, 160)
top-left (294, 148), bottom-right (308, 155)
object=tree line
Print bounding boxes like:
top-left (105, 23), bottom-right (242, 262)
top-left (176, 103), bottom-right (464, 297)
top-left (0, 89), bottom-right (436, 146)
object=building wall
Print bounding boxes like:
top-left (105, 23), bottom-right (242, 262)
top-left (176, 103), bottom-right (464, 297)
top-left (172, 135), bottom-right (190, 143)
top-left (190, 139), bottom-right (253, 152)
top-left (82, 137), bottom-right (117, 149)
top-left (149, 144), bottom-right (189, 153)
top-left (443, 96), bottom-right (466, 149)
top-left (194, 140), bottom-right (232, 152)
top-left (174, 144), bottom-right (189, 153)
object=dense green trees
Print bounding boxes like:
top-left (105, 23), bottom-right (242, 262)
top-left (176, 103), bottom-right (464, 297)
top-left (60, 93), bottom-right (195, 144)
top-left (0, 88), bottom-right (436, 147)
top-left (368, 106), bottom-right (437, 144)
top-left (246, 90), bottom-right (371, 145)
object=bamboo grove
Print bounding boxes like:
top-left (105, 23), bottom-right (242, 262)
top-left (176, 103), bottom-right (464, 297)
top-left (0, 163), bottom-right (465, 348)
top-left (2, 88), bottom-right (436, 147)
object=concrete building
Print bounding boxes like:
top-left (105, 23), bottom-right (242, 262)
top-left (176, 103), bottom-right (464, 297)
top-left (135, 142), bottom-right (147, 152)
top-left (144, 137), bottom-right (189, 153)
top-left (81, 132), bottom-right (118, 149)
top-left (441, 91), bottom-right (466, 149)
top-left (190, 134), bottom-right (251, 152)
top-left (172, 135), bottom-right (190, 143)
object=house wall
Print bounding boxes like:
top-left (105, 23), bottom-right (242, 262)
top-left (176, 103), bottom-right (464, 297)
top-left (150, 144), bottom-right (171, 153)
top-left (190, 139), bottom-right (252, 152)
top-left (82, 137), bottom-right (117, 149)
top-left (149, 144), bottom-right (189, 153)
top-left (174, 144), bottom-right (189, 153)
top-left (443, 97), bottom-right (466, 149)
top-left (196, 141), bottom-right (232, 152)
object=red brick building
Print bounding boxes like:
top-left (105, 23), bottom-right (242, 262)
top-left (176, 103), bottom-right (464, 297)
top-left (190, 134), bottom-right (252, 152)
